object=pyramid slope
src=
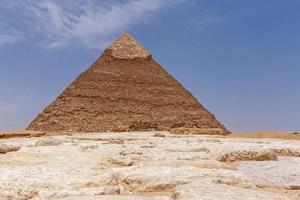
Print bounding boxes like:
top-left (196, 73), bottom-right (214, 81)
top-left (27, 33), bottom-right (229, 135)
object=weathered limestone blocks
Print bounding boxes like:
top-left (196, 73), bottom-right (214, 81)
top-left (0, 143), bottom-right (21, 154)
top-left (238, 157), bottom-right (300, 190)
top-left (111, 166), bottom-right (254, 193)
top-left (0, 132), bottom-right (299, 199)
top-left (34, 137), bottom-right (62, 146)
top-left (216, 149), bottom-right (278, 162)
top-left (172, 181), bottom-right (289, 200)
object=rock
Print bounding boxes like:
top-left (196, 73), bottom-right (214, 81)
top-left (238, 157), bottom-right (300, 190)
top-left (141, 144), bottom-right (157, 148)
top-left (56, 195), bottom-right (171, 200)
top-left (1, 132), bottom-right (299, 199)
top-left (0, 143), bottom-right (21, 154)
top-left (110, 156), bottom-right (134, 166)
top-left (216, 150), bottom-right (278, 162)
top-left (0, 188), bottom-right (38, 200)
top-left (34, 138), bottom-right (62, 146)
top-left (140, 159), bottom-right (235, 170)
top-left (103, 139), bottom-right (124, 145)
top-left (112, 166), bottom-right (254, 193)
top-left (170, 127), bottom-right (226, 135)
top-left (165, 146), bottom-right (208, 152)
top-left (102, 185), bottom-right (121, 195)
top-left (172, 181), bottom-right (289, 200)
top-left (153, 132), bottom-right (166, 137)
top-left (76, 185), bottom-right (121, 195)
top-left (271, 148), bottom-right (300, 157)
top-left (0, 130), bottom-right (45, 139)
top-left (119, 149), bottom-right (143, 156)
top-left (80, 144), bottom-right (98, 151)
top-left (189, 160), bottom-right (235, 170)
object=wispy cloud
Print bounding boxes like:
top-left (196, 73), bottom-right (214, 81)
top-left (188, 16), bottom-right (225, 32)
top-left (0, 22), bottom-right (21, 45)
top-left (0, 34), bottom-right (20, 45)
top-left (0, 0), bottom-right (183, 49)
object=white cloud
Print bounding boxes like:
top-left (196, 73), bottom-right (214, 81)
top-left (0, 34), bottom-right (19, 45)
top-left (0, 22), bottom-right (21, 45)
top-left (0, 0), bottom-right (183, 49)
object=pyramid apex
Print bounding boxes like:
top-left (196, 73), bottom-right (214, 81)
top-left (108, 32), bottom-right (151, 59)
top-left (121, 32), bottom-right (131, 36)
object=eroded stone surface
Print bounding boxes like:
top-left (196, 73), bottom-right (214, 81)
top-left (216, 149), bottom-right (278, 162)
top-left (112, 166), bottom-right (254, 193)
top-left (58, 195), bottom-right (171, 200)
top-left (0, 143), bottom-right (20, 154)
top-left (172, 181), bottom-right (288, 200)
top-left (0, 132), bottom-right (300, 199)
top-left (238, 157), bottom-right (300, 190)
top-left (35, 137), bottom-right (62, 146)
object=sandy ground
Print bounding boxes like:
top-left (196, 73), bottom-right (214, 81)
top-left (231, 131), bottom-right (300, 140)
top-left (0, 131), bottom-right (300, 199)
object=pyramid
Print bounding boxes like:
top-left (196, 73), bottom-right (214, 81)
top-left (27, 33), bottom-right (230, 135)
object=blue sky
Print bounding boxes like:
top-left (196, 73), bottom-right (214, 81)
top-left (0, 0), bottom-right (299, 131)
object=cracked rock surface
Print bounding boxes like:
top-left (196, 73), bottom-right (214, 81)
top-left (0, 131), bottom-right (300, 199)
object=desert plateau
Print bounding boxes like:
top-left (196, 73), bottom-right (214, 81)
top-left (0, 130), bottom-right (300, 199)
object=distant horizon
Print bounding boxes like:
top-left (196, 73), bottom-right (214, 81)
top-left (1, 0), bottom-right (300, 131)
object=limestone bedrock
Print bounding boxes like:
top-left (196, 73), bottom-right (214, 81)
top-left (0, 131), bottom-right (300, 199)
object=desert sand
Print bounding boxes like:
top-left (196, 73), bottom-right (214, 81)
top-left (0, 131), bottom-right (299, 200)
top-left (231, 131), bottom-right (300, 140)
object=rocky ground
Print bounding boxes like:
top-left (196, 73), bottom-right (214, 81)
top-left (0, 131), bottom-right (300, 200)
